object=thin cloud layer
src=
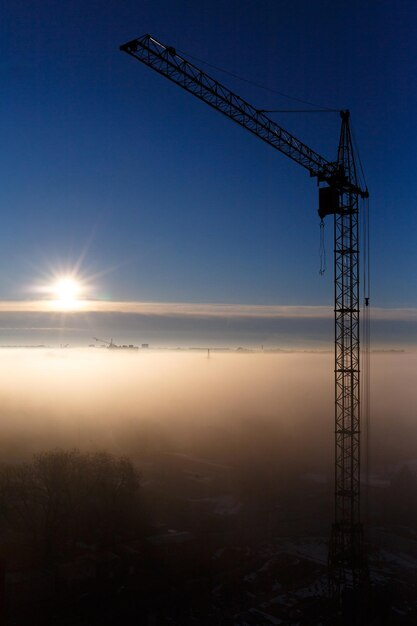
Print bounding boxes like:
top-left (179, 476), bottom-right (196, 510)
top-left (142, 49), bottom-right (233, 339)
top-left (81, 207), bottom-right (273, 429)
top-left (0, 300), bottom-right (415, 321)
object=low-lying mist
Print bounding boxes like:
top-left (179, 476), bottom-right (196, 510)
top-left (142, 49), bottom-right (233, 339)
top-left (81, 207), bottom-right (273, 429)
top-left (0, 348), bottom-right (415, 481)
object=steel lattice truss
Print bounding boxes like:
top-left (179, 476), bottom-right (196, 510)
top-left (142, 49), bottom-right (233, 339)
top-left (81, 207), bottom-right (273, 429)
top-left (121, 34), bottom-right (369, 594)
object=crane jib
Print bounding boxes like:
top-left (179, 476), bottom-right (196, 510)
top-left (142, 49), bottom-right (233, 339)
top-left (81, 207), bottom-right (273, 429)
top-left (120, 34), bottom-right (341, 185)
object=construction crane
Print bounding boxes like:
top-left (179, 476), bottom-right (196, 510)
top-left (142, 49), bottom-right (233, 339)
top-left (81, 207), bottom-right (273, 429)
top-left (93, 337), bottom-right (139, 351)
top-left (120, 34), bottom-right (369, 594)
top-left (93, 337), bottom-right (117, 348)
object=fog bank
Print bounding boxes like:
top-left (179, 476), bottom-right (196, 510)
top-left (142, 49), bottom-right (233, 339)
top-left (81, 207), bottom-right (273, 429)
top-left (0, 349), bottom-right (414, 479)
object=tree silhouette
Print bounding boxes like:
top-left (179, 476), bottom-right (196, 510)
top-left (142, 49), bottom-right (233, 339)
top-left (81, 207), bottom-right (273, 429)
top-left (0, 449), bottom-right (142, 563)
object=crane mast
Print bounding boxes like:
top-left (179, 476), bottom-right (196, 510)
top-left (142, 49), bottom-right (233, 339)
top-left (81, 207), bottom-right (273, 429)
top-left (120, 34), bottom-right (368, 593)
top-left (329, 112), bottom-right (365, 593)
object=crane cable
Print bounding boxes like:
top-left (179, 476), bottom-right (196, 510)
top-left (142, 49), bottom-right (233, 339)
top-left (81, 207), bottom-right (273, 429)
top-left (175, 47), bottom-right (339, 112)
top-left (361, 193), bottom-right (371, 535)
top-left (319, 219), bottom-right (326, 275)
top-left (350, 119), bottom-right (371, 532)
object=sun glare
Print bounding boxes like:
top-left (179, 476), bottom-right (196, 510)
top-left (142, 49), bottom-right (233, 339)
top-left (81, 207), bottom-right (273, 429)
top-left (52, 277), bottom-right (82, 309)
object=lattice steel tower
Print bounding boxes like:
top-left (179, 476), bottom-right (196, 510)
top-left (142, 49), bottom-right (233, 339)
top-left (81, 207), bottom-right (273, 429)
top-left (120, 35), bottom-right (369, 593)
top-left (326, 111), bottom-right (367, 593)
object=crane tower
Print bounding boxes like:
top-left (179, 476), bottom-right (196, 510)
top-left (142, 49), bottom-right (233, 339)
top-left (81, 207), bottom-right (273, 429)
top-left (120, 34), bottom-right (369, 593)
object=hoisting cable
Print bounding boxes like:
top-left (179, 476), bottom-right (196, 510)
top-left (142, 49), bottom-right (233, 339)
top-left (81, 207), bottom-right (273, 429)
top-left (361, 194), bottom-right (371, 535)
top-left (351, 117), bottom-right (371, 535)
top-left (319, 219), bottom-right (326, 275)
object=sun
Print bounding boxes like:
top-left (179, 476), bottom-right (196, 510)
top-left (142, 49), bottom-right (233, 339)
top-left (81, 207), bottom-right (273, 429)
top-left (51, 277), bottom-right (82, 308)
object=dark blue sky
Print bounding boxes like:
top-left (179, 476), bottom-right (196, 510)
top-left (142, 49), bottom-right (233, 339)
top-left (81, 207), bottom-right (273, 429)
top-left (2, 0), bottom-right (416, 310)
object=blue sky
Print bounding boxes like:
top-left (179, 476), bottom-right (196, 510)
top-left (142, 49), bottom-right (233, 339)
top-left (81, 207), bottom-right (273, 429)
top-left (1, 0), bottom-right (416, 345)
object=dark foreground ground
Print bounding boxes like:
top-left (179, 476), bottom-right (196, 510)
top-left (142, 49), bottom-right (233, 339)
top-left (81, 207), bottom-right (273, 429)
top-left (4, 450), bottom-right (417, 625)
